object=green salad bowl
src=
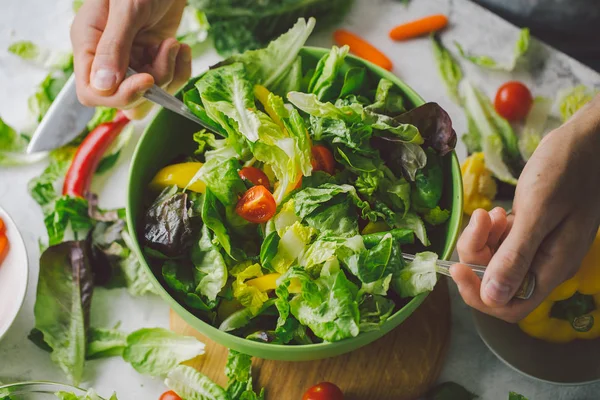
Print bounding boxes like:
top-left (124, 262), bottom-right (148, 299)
top-left (127, 46), bottom-right (463, 361)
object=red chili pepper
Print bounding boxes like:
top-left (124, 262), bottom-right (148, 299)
top-left (63, 111), bottom-right (130, 198)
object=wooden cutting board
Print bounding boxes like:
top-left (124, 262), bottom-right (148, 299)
top-left (171, 279), bottom-right (451, 400)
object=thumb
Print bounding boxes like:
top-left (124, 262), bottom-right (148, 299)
top-left (90, 2), bottom-right (138, 94)
top-left (480, 215), bottom-right (544, 307)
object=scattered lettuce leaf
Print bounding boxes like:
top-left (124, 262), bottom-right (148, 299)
top-left (122, 328), bottom-right (205, 378)
top-left (558, 85), bottom-right (598, 122)
top-left (86, 328), bottom-right (128, 360)
top-left (519, 97), bottom-right (552, 161)
top-left (34, 241), bottom-right (93, 385)
top-left (43, 195), bottom-right (93, 246)
top-left (0, 117), bottom-right (45, 166)
top-left (225, 350), bottom-right (264, 400)
top-left (456, 28), bottom-right (530, 71)
top-left (8, 40), bottom-right (72, 70)
top-left (431, 34), bottom-right (463, 104)
top-left (165, 365), bottom-right (229, 400)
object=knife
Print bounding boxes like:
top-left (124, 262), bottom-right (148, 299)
top-left (27, 68), bottom-right (211, 154)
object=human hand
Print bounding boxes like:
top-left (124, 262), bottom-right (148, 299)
top-left (70, 0), bottom-right (191, 119)
top-left (452, 96), bottom-right (600, 322)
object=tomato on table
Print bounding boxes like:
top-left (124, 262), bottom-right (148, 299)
top-left (235, 185), bottom-right (277, 224)
top-left (302, 382), bottom-right (344, 400)
top-left (239, 166), bottom-right (271, 189)
top-left (159, 390), bottom-right (182, 400)
top-left (311, 145), bottom-right (336, 175)
top-left (494, 81), bottom-right (533, 121)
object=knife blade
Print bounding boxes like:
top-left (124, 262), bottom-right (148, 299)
top-left (26, 74), bottom-right (96, 154)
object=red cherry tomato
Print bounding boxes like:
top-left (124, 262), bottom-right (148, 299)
top-left (311, 145), bottom-right (336, 175)
top-left (235, 185), bottom-right (277, 224)
top-left (159, 391), bottom-right (182, 400)
top-left (239, 166), bottom-right (271, 189)
top-left (302, 382), bottom-right (344, 400)
top-left (494, 81), bottom-right (533, 121)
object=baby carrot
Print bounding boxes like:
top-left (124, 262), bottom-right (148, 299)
top-left (389, 14), bottom-right (448, 41)
top-left (0, 217), bottom-right (4, 235)
top-left (333, 29), bottom-right (393, 71)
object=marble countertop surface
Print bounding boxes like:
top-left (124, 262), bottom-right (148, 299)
top-left (1, 0), bottom-right (599, 398)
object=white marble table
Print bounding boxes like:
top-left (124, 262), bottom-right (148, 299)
top-left (1, 0), bottom-right (599, 399)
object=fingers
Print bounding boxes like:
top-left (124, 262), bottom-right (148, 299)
top-left (457, 209), bottom-right (493, 265)
top-left (479, 206), bottom-right (555, 308)
top-left (487, 207), bottom-right (508, 250)
top-left (90, 0), bottom-right (138, 94)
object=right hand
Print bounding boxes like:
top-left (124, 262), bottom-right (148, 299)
top-left (70, 0), bottom-right (191, 119)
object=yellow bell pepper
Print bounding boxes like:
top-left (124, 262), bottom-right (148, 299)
top-left (460, 152), bottom-right (497, 216)
top-left (254, 85), bottom-right (284, 128)
top-left (149, 162), bottom-right (206, 193)
top-left (519, 230), bottom-right (600, 343)
top-left (246, 273), bottom-right (301, 294)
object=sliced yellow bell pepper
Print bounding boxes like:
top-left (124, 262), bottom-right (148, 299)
top-left (149, 162), bottom-right (206, 193)
top-left (246, 273), bottom-right (301, 294)
top-left (460, 153), bottom-right (497, 216)
top-left (254, 85), bottom-right (283, 128)
top-left (519, 230), bottom-right (600, 343)
top-left (361, 221), bottom-right (390, 235)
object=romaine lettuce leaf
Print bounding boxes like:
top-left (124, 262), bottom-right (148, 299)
top-left (162, 261), bottom-right (216, 312)
top-left (231, 262), bottom-right (269, 313)
top-left (0, 117), bottom-right (45, 166)
top-left (270, 221), bottom-right (316, 273)
top-left (225, 350), bottom-right (264, 400)
top-left (456, 28), bottom-right (530, 72)
top-left (123, 328), bottom-right (205, 378)
top-left (431, 34), bottom-right (463, 104)
top-left (558, 85), bottom-right (598, 122)
top-left (358, 293), bottom-right (395, 332)
top-left (339, 67), bottom-right (366, 98)
top-left (394, 211), bottom-right (430, 246)
top-left (165, 365), bottom-right (229, 400)
top-left (367, 78), bottom-right (405, 115)
top-left (86, 328), bottom-right (128, 360)
top-left (191, 224), bottom-right (228, 302)
top-left (393, 251), bottom-right (438, 298)
top-left (308, 45), bottom-right (349, 101)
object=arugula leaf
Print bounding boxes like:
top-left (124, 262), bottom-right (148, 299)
top-left (34, 241), bottom-right (93, 384)
top-left (431, 34), bottom-right (463, 104)
top-left (165, 365), bottom-right (229, 400)
top-left (393, 251), bottom-right (438, 298)
top-left (123, 328), bottom-right (205, 378)
top-left (456, 28), bottom-right (530, 71)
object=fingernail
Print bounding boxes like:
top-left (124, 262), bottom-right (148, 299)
top-left (92, 68), bottom-right (117, 91)
top-left (484, 279), bottom-right (512, 304)
top-left (169, 44), bottom-right (181, 61)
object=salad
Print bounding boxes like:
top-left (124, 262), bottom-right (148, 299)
top-left (141, 18), bottom-right (458, 345)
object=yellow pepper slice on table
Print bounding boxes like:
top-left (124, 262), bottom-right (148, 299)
top-left (460, 152), bottom-right (497, 216)
top-left (519, 230), bottom-right (600, 343)
top-left (149, 162), bottom-right (206, 193)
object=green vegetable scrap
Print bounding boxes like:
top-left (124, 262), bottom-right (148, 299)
top-left (455, 28), bottom-right (530, 71)
top-left (558, 85), bottom-right (599, 122)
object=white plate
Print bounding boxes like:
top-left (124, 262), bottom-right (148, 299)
top-left (0, 206), bottom-right (28, 341)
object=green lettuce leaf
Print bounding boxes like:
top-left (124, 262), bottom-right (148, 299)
top-left (358, 293), bottom-right (395, 332)
top-left (86, 328), bottom-right (128, 360)
top-left (0, 117), bottom-right (45, 166)
top-left (308, 45), bottom-right (349, 101)
top-left (123, 328), bottom-right (205, 378)
top-left (177, 6), bottom-right (210, 50)
top-left (367, 78), bottom-right (405, 115)
top-left (225, 350), bottom-right (264, 400)
top-left (162, 261), bottom-right (216, 312)
top-left (422, 206), bottom-right (450, 226)
top-left (8, 40), bottom-right (72, 70)
top-left (394, 251), bottom-right (438, 298)
top-left (43, 195), bottom-right (93, 246)
top-left (191, 224), bottom-right (228, 301)
top-left (519, 97), bottom-right (552, 161)
top-left (270, 221), bottom-right (316, 273)
top-left (394, 211), bottom-right (430, 246)
top-left (165, 365), bottom-right (229, 400)
top-left (34, 241), bottom-right (93, 384)
top-left (456, 28), bottom-right (530, 71)
top-left (339, 67), bottom-right (366, 98)
top-left (231, 262), bottom-right (270, 313)
top-left (431, 34), bottom-right (463, 104)
top-left (193, 158), bottom-right (246, 206)
top-left (558, 85), bottom-right (598, 122)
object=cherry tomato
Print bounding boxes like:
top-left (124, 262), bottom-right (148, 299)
top-left (159, 391), bottom-right (182, 400)
top-left (311, 145), bottom-right (336, 175)
top-left (239, 166), bottom-right (271, 189)
top-left (235, 185), bottom-right (277, 224)
top-left (494, 81), bottom-right (533, 121)
top-left (303, 382), bottom-right (344, 400)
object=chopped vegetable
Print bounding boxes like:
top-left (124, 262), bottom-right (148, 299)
top-left (519, 230), bottom-right (600, 343)
top-left (394, 251), bottom-right (438, 297)
top-left (333, 29), bottom-right (393, 71)
top-left (235, 185), bottom-right (277, 223)
top-left (431, 35), bottom-right (463, 104)
top-left (456, 28), bottom-right (530, 71)
top-left (150, 162), bottom-right (206, 193)
top-left (302, 382), bottom-right (344, 400)
top-left (558, 85), bottom-right (598, 122)
top-left (494, 81), bottom-right (533, 121)
top-left (389, 14), bottom-right (448, 41)
top-left (519, 97), bottom-right (552, 161)
top-left (461, 153), bottom-right (497, 216)
top-left (0, 217), bottom-right (8, 266)
top-left (239, 166), bottom-right (271, 189)
top-left (63, 112), bottom-right (130, 198)
top-left (159, 391), bottom-right (182, 400)
top-left (311, 145), bottom-right (336, 174)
